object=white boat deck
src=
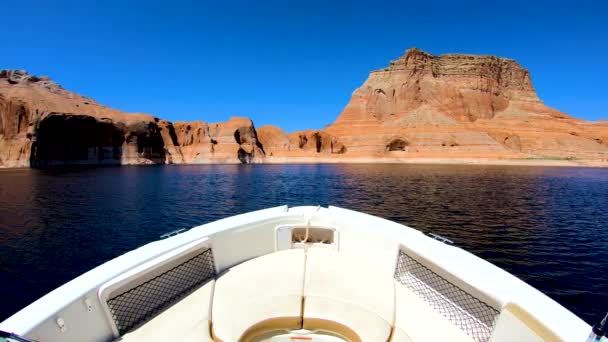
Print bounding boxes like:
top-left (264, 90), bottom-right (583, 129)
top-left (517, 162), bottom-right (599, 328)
top-left (0, 206), bottom-right (590, 342)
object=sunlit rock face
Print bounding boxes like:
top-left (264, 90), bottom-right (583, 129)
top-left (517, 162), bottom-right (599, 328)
top-left (0, 73), bottom-right (185, 167)
top-left (333, 47), bottom-right (542, 124)
top-left (323, 48), bottom-right (608, 159)
top-left (173, 117), bottom-right (265, 164)
top-left (256, 125), bottom-right (290, 157)
top-left (287, 130), bottom-right (346, 154)
top-left (255, 125), bottom-right (346, 159)
top-left (1, 46), bottom-right (608, 168)
top-left (0, 71), bottom-right (180, 167)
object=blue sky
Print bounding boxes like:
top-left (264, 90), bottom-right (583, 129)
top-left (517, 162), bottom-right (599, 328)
top-left (3, 0), bottom-right (607, 131)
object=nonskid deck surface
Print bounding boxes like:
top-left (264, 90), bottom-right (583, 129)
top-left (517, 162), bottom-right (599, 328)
top-left (118, 247), bottom-right (476, 342)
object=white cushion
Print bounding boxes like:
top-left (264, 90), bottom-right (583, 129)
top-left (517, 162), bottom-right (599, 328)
top-left (303, 248), bottom-right (394, 341)
top-left (212, 249), bottom-right (305, 341)
top-left (391, 282), bottom-right (472, 342)
top-left (118, 279), bottom-right (214, 341)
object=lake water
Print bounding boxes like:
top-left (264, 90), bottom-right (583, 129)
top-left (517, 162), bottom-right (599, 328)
top-left (0, 164), bottom-right (607, 325)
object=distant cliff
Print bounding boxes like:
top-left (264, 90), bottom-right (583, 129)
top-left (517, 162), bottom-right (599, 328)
top-left (1, 48), bottom-right (607, 168)
top-left (323, 48), bottom-right (608, 160)
top-left (0, 70), bottom-right (178, 167)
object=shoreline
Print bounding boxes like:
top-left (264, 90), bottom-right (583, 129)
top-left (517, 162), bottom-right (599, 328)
top-left (2, 157), bottom-right (608, 169)
top-left (260, 157), bottom-right (608, 168)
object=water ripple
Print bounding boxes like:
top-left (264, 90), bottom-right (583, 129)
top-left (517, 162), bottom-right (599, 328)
top-left (0, 164), bottom-right (607, 324)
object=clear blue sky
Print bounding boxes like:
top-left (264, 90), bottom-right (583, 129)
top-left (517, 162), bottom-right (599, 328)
top-left (3, 0), bottom-right (607, 131)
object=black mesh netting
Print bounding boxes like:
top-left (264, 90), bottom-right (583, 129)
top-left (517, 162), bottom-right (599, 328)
top-left (107, 248), bottom-right (215, 335)
top-left (394, 250), bottom-right (499, 342)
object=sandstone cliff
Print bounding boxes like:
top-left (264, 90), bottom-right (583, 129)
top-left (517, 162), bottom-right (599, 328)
top-left (0, 71), bottom-right (265, 167)
top-left (0, 70), bottom-right (185, 167)
top-left (322, 48), bottom-right (608, 160)
top-left (255, 126), bottom-right (346, 158)
top-left (173, 117), bottom-right (264, 164)
top-left (1, 48), bottom-right (607, 168)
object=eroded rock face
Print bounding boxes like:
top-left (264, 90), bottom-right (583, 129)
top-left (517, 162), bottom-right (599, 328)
top-left (325, 48), bottom-right (608, 160)
top-left (257, 125), bottom-right (290, 157)
top-left (286, 130), bottom-right (346, 154)
top-left (334, 47), bottom-right (544, 125)
top-left (173, 117), bottom-right (265, 164)
top-left (0, 70), bottom-right (183, 167)
top-left (386, 139), bottom-right (409, 151)
top-left (255, 125), bottom-right (346, 158)
top-left (32, 114), bottom-right (125, 166)
top-left (2, 47), bottom-right (608, 168)
top-left (0, 70), bottom-right (270, 166)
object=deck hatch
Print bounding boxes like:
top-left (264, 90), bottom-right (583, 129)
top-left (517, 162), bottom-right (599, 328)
top-left (394, 250), bottom-right (499, 342)
top-left (107, 248), bottom-right (215, 335)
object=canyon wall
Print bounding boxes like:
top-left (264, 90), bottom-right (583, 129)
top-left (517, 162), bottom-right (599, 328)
top-left (0, 70), bottom-right (184, 167)
top-left (1, 48), bottom-right (607, 168)
top-left (173, 117), bottom-right (265, 164)
top-left (324, 48), bottom-right (608, 160)
top-left (0, 71), bottom-right (264, 167)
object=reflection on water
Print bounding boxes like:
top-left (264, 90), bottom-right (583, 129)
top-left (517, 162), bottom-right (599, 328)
top-left (0, 164), bottom-right (607, 324)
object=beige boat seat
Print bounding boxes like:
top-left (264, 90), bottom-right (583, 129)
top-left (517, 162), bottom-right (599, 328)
top-left (303, 248), bottom-right (395, 342)
top-left (117, 247), bottom-right (494, 342)
top-left (211, 248), bottom-right (306, 341)
top-left (117, 279), bottom-right (215, 342)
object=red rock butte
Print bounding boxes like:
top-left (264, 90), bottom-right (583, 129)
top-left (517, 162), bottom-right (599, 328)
top-left (1, 48), bottom-right (607, 168)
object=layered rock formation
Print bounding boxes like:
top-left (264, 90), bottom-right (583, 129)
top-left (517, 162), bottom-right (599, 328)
top-left (0, 71), bottom-right (267, 167)
top-left (174, 117), bottom-right (265, 164)
top-left (255, 126), bottom-right (346, 158)
top-left (0, 70), bottom-right (184, 167)
top-left (323, 48), bottom-right (608, 160)
top-left (1, 48), bottom-right (607, 168)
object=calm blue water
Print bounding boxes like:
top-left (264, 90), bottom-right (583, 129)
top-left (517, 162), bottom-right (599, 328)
top-left (0, 164), bottom-right (607, 325)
